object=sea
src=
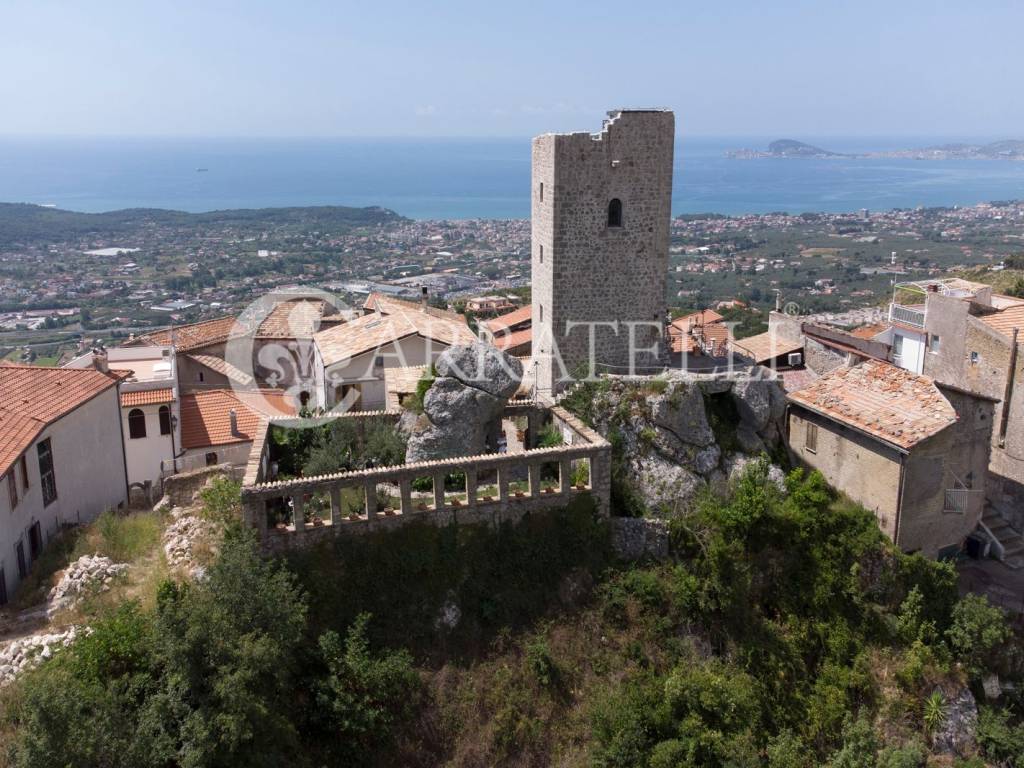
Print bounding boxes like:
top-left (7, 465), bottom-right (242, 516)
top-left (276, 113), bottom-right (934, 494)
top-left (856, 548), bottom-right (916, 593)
top-left (1, 135), bottom-right (1023, 220)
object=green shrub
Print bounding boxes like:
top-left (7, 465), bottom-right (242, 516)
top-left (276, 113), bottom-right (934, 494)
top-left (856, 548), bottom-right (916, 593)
top-left (198, 476), bottom-right (242, 524)
top-left (525, 636), bottom-right (558, 688)
top-left (315, 613), bottom-right (421, 763)
top-left (946, 594), bottom-right (1012, 678)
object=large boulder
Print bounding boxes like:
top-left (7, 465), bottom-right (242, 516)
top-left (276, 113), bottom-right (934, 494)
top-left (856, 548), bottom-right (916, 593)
top-left (434, 342), bottom-right (522, 399)
top-left (731, 378), bottom-right (772, 431)
top-left (649, 384), bottom-right (715, 448)
top-left (405, 344), bottom-right (523, 463)
top-left (633, 454), bottom-right (705, 512)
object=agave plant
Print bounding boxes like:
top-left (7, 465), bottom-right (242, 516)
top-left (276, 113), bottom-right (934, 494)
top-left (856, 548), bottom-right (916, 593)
top-left (923, 691), bottom-right (947, 736)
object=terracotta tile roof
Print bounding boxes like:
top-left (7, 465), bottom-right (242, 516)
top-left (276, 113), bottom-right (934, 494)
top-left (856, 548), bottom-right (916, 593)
top-left (492, 327), bottom-right (532, 354)
top-left (255, 299), bottom-right (330, 339)
top-left (0, 364), bottom-right (122, 476)
top-left (672, 309), bottom-right (724, 332)
top-left (667, 324), bottom-right (699, 354)
top-left (787, 359), bottom-right (957, 450)
top-left (315, 306), bottom-right (476, 367)
top-left (849, 322), bottom-right (890, 340)
top-left (185, 354), bottom-right (255, 386)
top-left (695, 323), bottom-right (731, 355)
top-left (978, 305), bottom-right (1024, 343)
top-left (385, 365), bottom-right (429, 409)
top-left (363, 292), bottom-right (467, 324)
top-left (179, 389), bottom-right (297, 449)
top-left (730, 332), bottom-right (803, 364)
top-left (482, 304), bottom-right (532, 335)
top-left (130, 315), bottom-right (241, 352)
top-left (120, 388), bottom-right (175, 407)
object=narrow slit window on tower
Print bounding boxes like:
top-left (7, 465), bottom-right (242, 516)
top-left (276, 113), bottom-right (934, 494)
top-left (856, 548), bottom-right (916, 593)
top-left (539, 244), bottom-right (544, 263)
top-left (539, 182), bottom-right (544, 202)
top-left (607, 198), bottom-right (623, 228)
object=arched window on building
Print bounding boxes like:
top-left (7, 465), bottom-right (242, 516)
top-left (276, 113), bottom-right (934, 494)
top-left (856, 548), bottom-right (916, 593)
top-left (205, 452), bottom-right (219, 466)
top-left (607, 198), bottom-right (623, 228)
top-left (128, 409), bottom-right (147, 439)
top-left (158, 405), bottom-right (172, 436)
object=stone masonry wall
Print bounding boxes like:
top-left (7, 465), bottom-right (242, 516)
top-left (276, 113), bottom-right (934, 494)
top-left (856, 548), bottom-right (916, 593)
top-left (533, 110), bottom-right (674, 395)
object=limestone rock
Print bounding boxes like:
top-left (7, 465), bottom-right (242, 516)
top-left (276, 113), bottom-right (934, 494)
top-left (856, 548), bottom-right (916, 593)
top-left (163, 515), bottom-right (218, 573)
top-left (633, 454), bottom-right (705, 512)
top-left (48, 555), bottom-right (129, 614)
top-left (406, 344), bottom-right (523, 463)
top-left (434, 341), bottom-right (523, 399)
top-left (0, 626), bottom-right (87, 687)
top-left (731, 378), bottom-right (772, 431)
top-left (932, 687), bottom-right (978, 756)
top-left (649, 384), bottom-right (715, 448)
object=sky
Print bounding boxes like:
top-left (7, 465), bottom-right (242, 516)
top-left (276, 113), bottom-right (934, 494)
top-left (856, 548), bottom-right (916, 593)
top-left (1, 0), bottom-right (1022, 139)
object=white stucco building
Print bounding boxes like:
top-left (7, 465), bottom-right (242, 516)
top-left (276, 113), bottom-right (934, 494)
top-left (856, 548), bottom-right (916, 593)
top-left (0, 364), bottom-right (128, 599)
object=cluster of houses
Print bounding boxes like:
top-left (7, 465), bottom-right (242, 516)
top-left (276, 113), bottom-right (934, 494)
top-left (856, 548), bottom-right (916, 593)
top-left (2, 107), bottom-right (1022, 604)
top-left (0, 290), bottom-right (478, 597)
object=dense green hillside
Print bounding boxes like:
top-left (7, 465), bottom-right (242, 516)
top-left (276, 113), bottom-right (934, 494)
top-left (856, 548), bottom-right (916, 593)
top-left (0, 203), bottom-right (405, 246)
top-left (2, 465), bottom-right (1021, 767)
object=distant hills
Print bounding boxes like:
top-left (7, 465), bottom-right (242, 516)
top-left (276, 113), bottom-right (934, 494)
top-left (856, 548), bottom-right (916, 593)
top-left (728, 139), bottom-right (1024, 161)
top-left (0, 203), bottom-right (406, 247)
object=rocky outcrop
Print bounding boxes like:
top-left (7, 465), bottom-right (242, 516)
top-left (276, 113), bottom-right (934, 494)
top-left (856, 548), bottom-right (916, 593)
top-left (0, 626), bottom-right (87, 687)
top-left (47, 555), bottom-right (129, 614)
top-left (567, 370), bottom-right (788, 513)
top-left (163, 508), bottom-right (219, 577)
top-left (932, 686), bottom-right (978, 756)
top-left (406, 343), bottom-right (523, 463)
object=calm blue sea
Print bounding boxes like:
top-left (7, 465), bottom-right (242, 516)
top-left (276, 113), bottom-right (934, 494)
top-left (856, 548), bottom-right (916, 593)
top-left (0, 136), bottom-right (1023, 219)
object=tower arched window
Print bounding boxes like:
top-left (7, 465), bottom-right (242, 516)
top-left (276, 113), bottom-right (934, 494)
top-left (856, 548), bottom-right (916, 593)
top-left (607, 198), bottom-right (623, 228)
top-left (158, 405), bottom-right (172, 436)
top-left (128, 409), bottom-right (147, 439)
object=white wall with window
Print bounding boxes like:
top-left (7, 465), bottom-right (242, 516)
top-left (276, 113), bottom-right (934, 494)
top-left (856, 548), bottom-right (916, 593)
top-left (0, 387), bottom-right (127, 598)
top-left (122, 402), bottom-right (178, 492)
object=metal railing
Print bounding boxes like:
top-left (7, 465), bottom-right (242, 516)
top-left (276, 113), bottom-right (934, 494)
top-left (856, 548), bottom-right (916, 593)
top-left (889, 303), bottom-right (925, 328)
top-left (944, 488), bottom-right (971, 514)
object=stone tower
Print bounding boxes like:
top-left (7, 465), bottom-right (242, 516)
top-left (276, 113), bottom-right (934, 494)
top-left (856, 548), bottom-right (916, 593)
top-left (531, 109), bottom-right (674, 397)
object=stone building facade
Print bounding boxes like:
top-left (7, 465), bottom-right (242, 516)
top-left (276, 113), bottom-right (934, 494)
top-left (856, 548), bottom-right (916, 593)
top-left (920, 292), bottom-right (1024, 522)
top-left (531, 109), bottom-right (674, 396)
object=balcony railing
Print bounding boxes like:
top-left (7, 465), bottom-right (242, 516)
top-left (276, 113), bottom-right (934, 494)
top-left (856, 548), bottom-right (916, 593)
top-left (889, 303), bottom-right (925, 329)
top-left (944, 488), bottom-right (971, 514)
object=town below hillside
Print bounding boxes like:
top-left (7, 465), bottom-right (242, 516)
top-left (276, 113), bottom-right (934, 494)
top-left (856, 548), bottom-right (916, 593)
top-left (2, 199), bottom-right (1023, 365)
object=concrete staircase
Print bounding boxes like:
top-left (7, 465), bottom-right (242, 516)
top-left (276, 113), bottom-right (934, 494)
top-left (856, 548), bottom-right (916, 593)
top-left (980, 508), bottom-right (1024, 570)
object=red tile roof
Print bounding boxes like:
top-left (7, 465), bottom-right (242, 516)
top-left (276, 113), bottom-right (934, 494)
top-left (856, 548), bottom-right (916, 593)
top-left (130, 315), bottom-right (241, 352)
top-left (672, 309), bottom-right (724, 331)
top-left (0, 364), bottom-right (123, 476)
top-left (120, 388), bottom-right (176, 407)
top-left (363, 292), bottom-right (466, 324)
top-left (482, 304), bottom-right (532, 335)
top-left (978, 306), bottom-right (1024, 343)
top-left (788, 359), bottom-right (957, 450)
top-left (179, 389), bottom-right (297, 449)
top-left (492, 326), bottom-right (532, 353)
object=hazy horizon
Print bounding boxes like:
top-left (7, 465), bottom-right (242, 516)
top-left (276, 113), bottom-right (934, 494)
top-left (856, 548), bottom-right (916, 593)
top-left (3, 0), bottom-right (1022, 139)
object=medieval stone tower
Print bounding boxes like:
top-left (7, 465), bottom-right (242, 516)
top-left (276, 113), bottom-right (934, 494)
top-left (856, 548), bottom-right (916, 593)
top-left (531, 109), bottom-right (674, 397)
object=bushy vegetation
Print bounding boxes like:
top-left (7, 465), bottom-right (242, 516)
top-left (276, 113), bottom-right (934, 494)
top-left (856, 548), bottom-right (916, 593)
top-left (2, 465), bottom-right (1021, 767)
top-left (270, 415), bottom-right (406, 478)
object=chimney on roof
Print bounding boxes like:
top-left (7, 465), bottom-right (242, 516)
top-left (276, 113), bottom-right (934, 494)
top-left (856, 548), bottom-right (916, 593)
top-left (92, 345), bottom-right (109, 374)
top-left (229, 408), bottom-right (241, 438)
top-left (420, 286), bottom-right (429, 309)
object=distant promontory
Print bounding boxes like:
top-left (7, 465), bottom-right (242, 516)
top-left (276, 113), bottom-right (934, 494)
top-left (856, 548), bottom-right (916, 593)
top-left (729, 138), bottom-right (1024, 161)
